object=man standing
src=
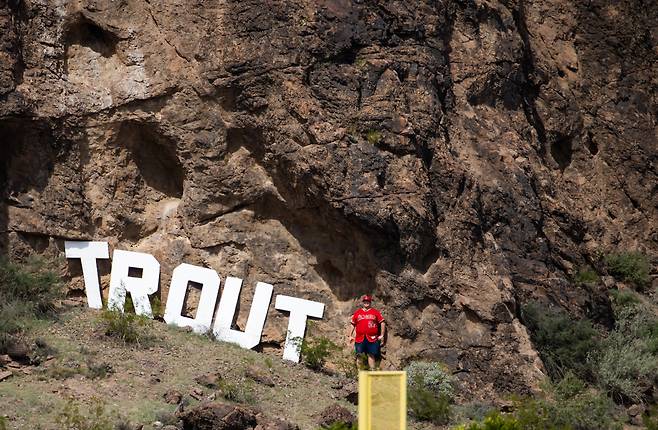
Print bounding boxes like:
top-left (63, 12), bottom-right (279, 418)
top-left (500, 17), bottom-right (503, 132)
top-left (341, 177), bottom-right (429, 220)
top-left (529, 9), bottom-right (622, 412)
top-left (349, 295), bottom-right (386, 370)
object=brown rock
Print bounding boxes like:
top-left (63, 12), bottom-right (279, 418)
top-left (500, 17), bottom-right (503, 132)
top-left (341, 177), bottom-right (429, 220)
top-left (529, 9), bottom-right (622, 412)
top-left (317, 404), bottom-right (355, 429)
top-left (163, 389), bottom-right (182, 405)
top-left (245, 365), bottom-right (275, 387)
top-left (0, 370), bottom-right (12, 382)
top-left (178, 402), bottom-right (257, 430)
top-left (189, 388), bottom-right (204, 401)
top-left (194, 372), bottom-right (223, 389)
top-left (6, 342), bottom-right (30, 362)
top-left (254, 417), bottom-right (299, 430)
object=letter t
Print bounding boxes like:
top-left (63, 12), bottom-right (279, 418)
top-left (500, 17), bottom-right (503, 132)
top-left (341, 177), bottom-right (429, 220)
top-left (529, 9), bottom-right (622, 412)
top-left (64, 241), bottom-right (109, 309)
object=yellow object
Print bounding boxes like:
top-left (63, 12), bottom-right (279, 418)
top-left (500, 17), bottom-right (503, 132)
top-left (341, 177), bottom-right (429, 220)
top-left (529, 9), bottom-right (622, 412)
top-left (358, 371), bottom-right (407, 430)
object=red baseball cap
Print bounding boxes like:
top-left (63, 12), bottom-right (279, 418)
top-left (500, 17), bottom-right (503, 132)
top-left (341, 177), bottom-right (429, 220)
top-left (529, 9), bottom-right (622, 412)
top-left (362, 295), bottom-right (373, 302)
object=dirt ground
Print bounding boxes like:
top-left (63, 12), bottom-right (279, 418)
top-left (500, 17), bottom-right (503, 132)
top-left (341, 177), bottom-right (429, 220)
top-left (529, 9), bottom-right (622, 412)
top-left (0, 306), bottom-right (362, 430)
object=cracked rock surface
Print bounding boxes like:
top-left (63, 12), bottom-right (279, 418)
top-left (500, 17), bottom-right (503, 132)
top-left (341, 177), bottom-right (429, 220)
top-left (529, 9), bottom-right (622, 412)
top-left (0, 0), bottom-right (656, 397)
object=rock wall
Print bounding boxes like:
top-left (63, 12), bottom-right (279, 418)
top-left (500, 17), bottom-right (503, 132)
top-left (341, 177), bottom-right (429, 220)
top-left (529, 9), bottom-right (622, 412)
top-left (1, 0), bottom-right (656, 398)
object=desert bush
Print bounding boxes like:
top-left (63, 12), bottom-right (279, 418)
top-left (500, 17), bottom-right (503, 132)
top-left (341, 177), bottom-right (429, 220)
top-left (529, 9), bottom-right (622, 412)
top-left (539, 373), bottom-right (622, 430)
top-left (604, 252), bottom-right (650, 290)
top-left (406, 361), bottom-right (455, 399)
top-left (406, 363), bottom-right (454, 424)
top-left (0, 257), bottom-right (62, 314)
top-left (150, 296), bottom-right (164, 319)
top-left (85, 360), bottom-right (114, 379)
top-left (608, 289), bottom-right (640, 307)
top-left (218, 379), bottom-right (256, 404)
top-left (100, 309), bottom-right (149, 345)
top-left (593, 303), bottom-right (658, 402)
top-left (335, 350), bottom-right (367, 379)
top-left (297, 336), bottom-right (338, 371)
top-left (366, 130), bottom-right (382, 145)
top-left (0, 416), bottom-right (7, 430)
top-left (573, 267), bottom-right (600, 287)
top-left (453, 402), bottom-right (498, 423)
top-left (55, 398), bottom-right (114, 430)
top-left (0, 257), bottom-right (63, 353)
top-left (644, 405), bottom-right (658, 430)
top-left (456, 374), bottom-right (621, 430)
top-left (408, 380), bottom-right (452, 424)
top-left (47, 362), bottom-right (81, 380)
top-left (521, 302), bottom-right (599, 380)
top-left (455, 412), bottom-right (522, 430)
top-left (320, 423), bottom-right (357, 430)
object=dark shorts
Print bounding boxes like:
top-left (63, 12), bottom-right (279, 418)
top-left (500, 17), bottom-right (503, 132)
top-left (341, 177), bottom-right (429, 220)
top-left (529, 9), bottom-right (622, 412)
top-left (355, 338), bottom-right (381, 357)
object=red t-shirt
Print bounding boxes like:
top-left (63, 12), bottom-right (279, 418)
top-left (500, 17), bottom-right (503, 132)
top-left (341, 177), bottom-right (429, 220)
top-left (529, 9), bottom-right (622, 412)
top-left (351, 308), bottom-right (385, 343)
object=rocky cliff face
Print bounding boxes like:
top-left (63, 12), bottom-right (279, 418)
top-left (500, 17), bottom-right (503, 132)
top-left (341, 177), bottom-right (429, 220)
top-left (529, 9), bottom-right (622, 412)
top-left (1, 0), bottom-right (656, 398)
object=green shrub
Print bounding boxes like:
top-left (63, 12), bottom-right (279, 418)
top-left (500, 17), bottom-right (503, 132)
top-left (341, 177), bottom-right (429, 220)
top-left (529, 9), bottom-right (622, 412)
top-left (455, 412), bottom-right (522, 430)
top-left (573, 267), bottom-right (600, 287)
top-left (0, 257), bottom-right (63, 353)
top-left (218, 379), bottom-right (256, 404)
top-left (408, 379), bottom-right (452, 424)
top-left (406, 362), bottom-right (454, 424)
top-left (593, 303), bottom-right (658, 402)
top-left (406, 361), bottom-right (455, 399)
top-left (150, 296), bottom-right (164, 319)
top-left (320, 423), bottom-right (357, 430)
top-left (608, 289), bottom-right (640, 307)
top-left (298, 336), bottom-right (338, 371)
top-left (47, 362), bottom-right (81, 380)
top-left (85, 360), bottom-right (114, 379)
top-left (100, 309), bottom-right (149, 345)
top-left (539, 374), bottom-right (622, 430)
top-left (604, 252), bottom-right (650, 290)
top-left (335, 350), bottom-right (367, 379)
top-left (644, 405), bottom-right (658, 430)
top-left (521, 302), bottom-right (599, 381)
top-left (453, 402), bottom-right (498, 423)
top-left (0, 256), bottom-right (62, 315)
top-left (457, 375), bottom-right (621, 430)
top-left (0, 416), bottom-right (7, 430)
top-left (366, 130), bottom-right (382, 145)
top-left (55, 398), bottom-right (114, 430)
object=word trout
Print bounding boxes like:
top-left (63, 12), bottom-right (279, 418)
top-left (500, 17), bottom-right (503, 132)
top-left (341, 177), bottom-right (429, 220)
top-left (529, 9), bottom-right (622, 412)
top-left (64, 241), bottom-right (324, 362)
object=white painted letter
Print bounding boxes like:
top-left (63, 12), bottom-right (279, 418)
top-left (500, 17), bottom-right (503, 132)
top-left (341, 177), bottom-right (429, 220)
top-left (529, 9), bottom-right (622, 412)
top-left (275, 295), bottom-right (325, 362)
top-left (108, 250), bottom-right (160, 317)
top-left (164, 263), bottom-right (220, 334)
top-left (212, 277), bottom-right (273, 349)
top-left (64, 241), bottom-right (109, 309)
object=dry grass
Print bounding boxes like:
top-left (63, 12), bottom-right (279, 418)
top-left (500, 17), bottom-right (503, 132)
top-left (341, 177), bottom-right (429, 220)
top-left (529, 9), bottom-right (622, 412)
top-left (0, 307), bottom-right (355, 430)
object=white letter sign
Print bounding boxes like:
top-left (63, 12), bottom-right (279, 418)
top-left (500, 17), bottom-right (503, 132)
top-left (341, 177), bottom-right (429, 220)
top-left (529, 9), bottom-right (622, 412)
top-left (275, 295), bottom-right (325, 362)
top-left (64, 241), bottom-right (109, 309)
top-left (213, 277), bottom-right (273, 349)
top-left (108, 250), bottom-right (160, 317)
top-left (64, 241), bottom-right (328, 361)
top-left (164, 263), bottom-right (220, 334)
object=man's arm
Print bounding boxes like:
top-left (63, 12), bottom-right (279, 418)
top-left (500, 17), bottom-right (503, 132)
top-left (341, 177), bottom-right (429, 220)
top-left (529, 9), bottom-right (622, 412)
top-left (379, 321), bottom-right (386, 346)
top-left (348, 322), bottom-right (355, 345)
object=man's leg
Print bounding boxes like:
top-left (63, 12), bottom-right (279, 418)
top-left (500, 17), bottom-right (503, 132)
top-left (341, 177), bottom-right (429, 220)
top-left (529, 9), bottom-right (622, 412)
top-left (355, 342), bottom-right (366, 370)
top-left (367, 353), bottom-right (376, 370)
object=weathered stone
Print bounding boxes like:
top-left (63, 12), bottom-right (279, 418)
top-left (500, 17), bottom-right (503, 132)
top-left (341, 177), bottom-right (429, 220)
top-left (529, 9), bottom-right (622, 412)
top-left (245, 365), bottom-right (275, 387)
top-left (0, 370), bottom-right (12, 382)
top-left (178, 402), bottom-right (257, 430)
top-left (194, 372), bottom-right (223, 389)
top-left (163, 389), bottom-right (183, 405)
top-left (6, 342), bottom-right (29, 362)
top-left (317, 404), bottom-right (355, 429)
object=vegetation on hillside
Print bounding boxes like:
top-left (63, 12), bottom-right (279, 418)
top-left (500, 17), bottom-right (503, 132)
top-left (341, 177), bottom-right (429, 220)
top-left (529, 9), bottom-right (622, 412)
top-left (0, 257), bottom-right (63, 356)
